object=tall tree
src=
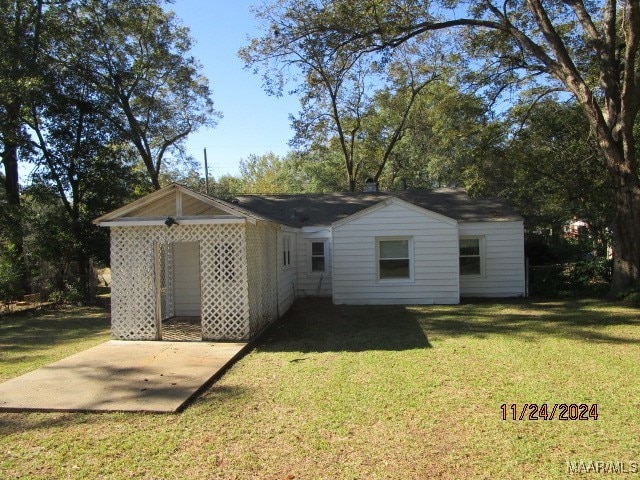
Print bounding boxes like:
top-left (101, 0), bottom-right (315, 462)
top-left (240, 2), bottom-right (439, 191)
top-left (58, 0), bottom-right (220, 190)
top-left (489, 99), bottom-right (613, 243)
top-left (0, 0), bottom-right (45, 206)
top-left (247, 0), bottom-right (640, 294)
top-left (0, 0), bottom-right (52, 294)
top-left (26, 61), bottom-right (122, 300)
top-left (359, 77), bottom-right (498, 190)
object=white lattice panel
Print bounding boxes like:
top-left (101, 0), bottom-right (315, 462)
top-left (245, 222), bottom-right (279, 336)
top-left (200, 225), bottom-right (250, 340)
top-left (111, 228), bottom-right (158, 340)
top-left (165, 243), bottom-right (174, 319)
top-left (157, 243), bottom-right (168, 322)
top-left (110, 223), bottom-right (250, 341)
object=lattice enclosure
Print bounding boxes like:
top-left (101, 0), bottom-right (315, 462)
top-left (110, 223), bottom-right (250, 341)
top-left (156, 242), bottom-right (173, 322)
top-left (245, 222), bottom-right (279, 335)
top-left (199, 225), bottom-right (250, 340)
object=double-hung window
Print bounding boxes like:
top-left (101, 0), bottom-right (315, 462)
top-left (377, 237), bottom-right (412, 280)
top-left (309, 241), bottom-right (326, 273)
top-left (459, 237), bottom-right (483, 276)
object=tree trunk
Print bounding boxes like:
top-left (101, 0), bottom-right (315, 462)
top-left (69, 203), bottom-right (94, 303)
top-left (2, 142), bottom-right (20, 206)
top-left (76, 248), bottom-right (93, 304)
top-left (1, 118), bottom-right (29, 296)
top-left (608, 172), bottom-right (640, 294)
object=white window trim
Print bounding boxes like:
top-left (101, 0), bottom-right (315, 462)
top-left (308, 239), bottom-right (328, 276)
top-left (375, 236), bottom-right (414, 283)
top-left (459, 235), bottom-right (486, 277)
top-left (282, 235), bottom-right (292, 270)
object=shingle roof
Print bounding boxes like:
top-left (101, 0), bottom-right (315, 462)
top-left (232, 188), bottom-right (521, 228)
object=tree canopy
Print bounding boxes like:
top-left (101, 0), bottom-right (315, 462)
top-left (0, 0), bottom-right (219, 302)
top-left (242, 0), bottom-right (640, 294)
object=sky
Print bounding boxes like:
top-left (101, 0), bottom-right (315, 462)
top-left (168, 0), bottom-right (299, 179)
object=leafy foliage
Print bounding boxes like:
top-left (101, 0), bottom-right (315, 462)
top-left (0, 0), bottom-right (219, 302)
top-left (494, 100), bottom-right (613, 236)
top-left (243, 0), bottom-right (640, 293)
top-left (56, 0), bottom-right (220, 189)
top-left (241, 1), bottom-right (447, 190)
top-left (0, 245), bottom-right (24, 303)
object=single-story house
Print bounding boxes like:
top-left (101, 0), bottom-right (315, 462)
top-left (94, 183), bottom-right (525, 341)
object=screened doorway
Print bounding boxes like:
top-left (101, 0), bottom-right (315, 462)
top-left (158, 241), bottom-right (202, 341)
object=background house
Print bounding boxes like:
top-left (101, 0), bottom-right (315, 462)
top-left (95, 184), bottom-right (525, 341)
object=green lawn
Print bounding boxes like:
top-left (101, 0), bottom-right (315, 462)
top-left (1, 298), bottom-right (639, 479)
top-left (0, 306), bottom-right (111, 382)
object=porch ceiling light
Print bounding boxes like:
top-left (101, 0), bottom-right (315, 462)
top-left (165, 216), bottom-right (178, 228)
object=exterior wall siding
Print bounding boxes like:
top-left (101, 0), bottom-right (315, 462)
top-left (332, 202), bottom-right (460, 305)
top-left (459, 221), bottom-right (526, 297)
top-left (171, 241), bottom-right (201, 316)
top-left (276, 229), bottom-right (297, 315)
top-left (295, 227), bottom-right (333, 297)
top-left (245, 221), bottom-right (279, 335)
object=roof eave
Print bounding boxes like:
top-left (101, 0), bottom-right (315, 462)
top-left (93, 183), bottom-right (263, 225)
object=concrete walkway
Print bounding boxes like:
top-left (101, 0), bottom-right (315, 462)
top-left (0, 340), bottom-right (247, 413)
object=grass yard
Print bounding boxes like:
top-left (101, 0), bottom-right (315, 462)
top-left (0, 306), bottom-right (111, 382)
top-left (1, 298), bottom-right (639, 479)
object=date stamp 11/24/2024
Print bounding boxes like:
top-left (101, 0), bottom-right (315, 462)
top-left (500, 403), bottom-right (599, 421)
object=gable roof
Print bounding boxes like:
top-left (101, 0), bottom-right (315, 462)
top-left (94, 183), bottom-right (264, 225)
top-left (332, 196), bottom-right (459, 228)
top-left (233, 188), bottom-right (522, 228)
top-left (94, 184), bottom-right (521, 229)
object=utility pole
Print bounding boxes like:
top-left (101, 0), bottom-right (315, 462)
top-left (203, 147), bottom-right (210, 195)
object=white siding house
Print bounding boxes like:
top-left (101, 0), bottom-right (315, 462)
top-left (276, 228), bottom-right (297, 314)
top-left (96, 184), bottom-right (526, 342)
top-left (296, 227), bottom-right (333, 297)
top-left (332, 198), bottom-right (459, 304)
top-left (459, 221), bottom-right (526, 297)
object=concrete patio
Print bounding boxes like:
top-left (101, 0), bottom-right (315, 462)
top-left (0, 340), bottom-right (247, 413)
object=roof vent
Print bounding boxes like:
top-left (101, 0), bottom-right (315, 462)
top-left (364, 178), bottom-right (378, 192)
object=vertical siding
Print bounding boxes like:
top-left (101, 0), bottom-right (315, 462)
top-left (459, 221), bottom-right (525, 297)
top-left (277, 229), bottom-right (297, 315)
top-left (172, 242), bottom-right (201, 316)
top-left (245, 221), bottom-right (279, 335)
top-left (295, 228), bottom-right (333, 297)
top-left (332, 202), bottom-right (460, 305)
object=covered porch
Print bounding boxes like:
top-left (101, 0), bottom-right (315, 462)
top-left (95, 184), bottom-right (279, 342)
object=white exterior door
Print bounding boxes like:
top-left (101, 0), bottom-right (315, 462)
top-left (172, 242), bottom-right (201, 316)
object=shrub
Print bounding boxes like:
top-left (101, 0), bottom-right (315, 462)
top-left (528, 258), bottom-right (612, 297)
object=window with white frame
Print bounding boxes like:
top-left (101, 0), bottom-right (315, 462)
top-left (309, 241), bottom-right (326, 273)
top-left (377, 237), bottom-right (412, 280)
top-left (459, 237), bottom-right (483, 276)
top-left (282, 235), bottom-right (291, 268)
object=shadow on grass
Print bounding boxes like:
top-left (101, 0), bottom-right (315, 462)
top-left (0, 410), bottom-right (114, 436)
top-left (257, 297), bottom-right (432, 353)
top-left (419, 298), bottom-right (640, 344)
top-left (257, 297), bottom-right (640, 352)
top-left (0, 306), bottom-right (110, 355)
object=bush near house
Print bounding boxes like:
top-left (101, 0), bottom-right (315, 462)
top-left (526, 235), bottom-right (612, 297)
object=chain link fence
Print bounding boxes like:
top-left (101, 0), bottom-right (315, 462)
top-left (528, 259), bottom-right (612, 297)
